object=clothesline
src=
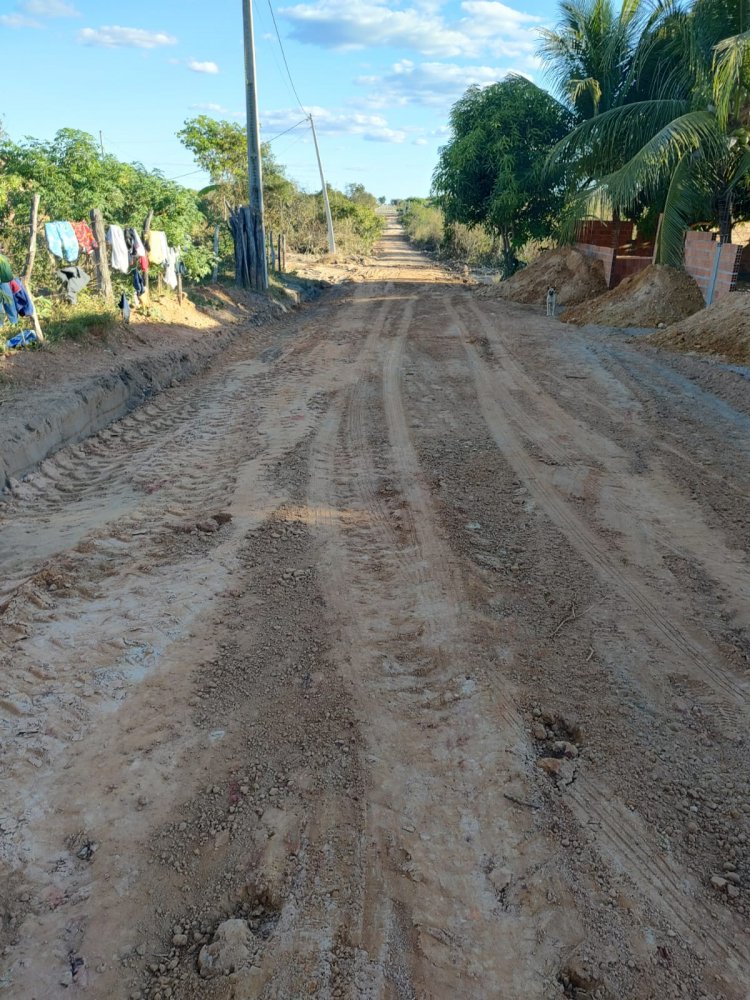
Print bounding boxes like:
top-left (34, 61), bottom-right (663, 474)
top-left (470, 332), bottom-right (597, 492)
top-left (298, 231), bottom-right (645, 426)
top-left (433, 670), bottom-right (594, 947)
top-left (0, 252), bottom-right (41, 349)
top-left (44, 218), bottom-right (181, 290)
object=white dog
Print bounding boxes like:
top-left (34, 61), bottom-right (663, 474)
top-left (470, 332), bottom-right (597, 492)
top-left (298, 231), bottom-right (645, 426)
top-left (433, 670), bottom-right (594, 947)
top-left (546, 286), bottom-right (557, 317)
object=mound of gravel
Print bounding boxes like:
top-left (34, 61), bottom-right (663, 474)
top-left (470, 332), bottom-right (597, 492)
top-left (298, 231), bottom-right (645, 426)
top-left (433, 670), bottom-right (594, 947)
top-left (563, 264), bottom-right (704, 328)
top-left (648, 291), bottom-right (750, 363)
top-left (478, 247), bottom-right (608, 307)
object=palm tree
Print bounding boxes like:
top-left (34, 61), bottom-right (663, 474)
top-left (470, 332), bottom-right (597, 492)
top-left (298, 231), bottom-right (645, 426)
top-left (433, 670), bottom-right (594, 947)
top-left (538, 0), bottom-right (649, 121)
top-left (546, 0), bottom-right (750, 264)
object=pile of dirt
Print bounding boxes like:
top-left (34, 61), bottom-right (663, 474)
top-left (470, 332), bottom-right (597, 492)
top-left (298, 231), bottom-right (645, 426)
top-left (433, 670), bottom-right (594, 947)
top-left (563, 264), bottom-right (705, 327)
top-left (478, 247), bottom-right (608, 307)
top-left (648, 290), bottom-right (750, 363)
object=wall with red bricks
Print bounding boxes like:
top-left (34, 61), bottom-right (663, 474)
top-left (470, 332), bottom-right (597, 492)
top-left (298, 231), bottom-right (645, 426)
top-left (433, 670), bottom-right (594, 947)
top-left (578, 221), bottom-right (634, 249)
top-left (610, 255), bottom-right (652, 286)
top-left (575, 243), bottom-right (615, 285)
top-left (683, 232), bottom-right (743, 303)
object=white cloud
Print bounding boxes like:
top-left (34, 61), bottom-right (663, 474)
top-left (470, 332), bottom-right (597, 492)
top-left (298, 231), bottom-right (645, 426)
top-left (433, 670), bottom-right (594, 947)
top-left (261, 106), bottom-right (407, 144)
top-left (279, 0), bottom-right (541, 59)
top-left (356, 59), bottom-right (515, 108)
top-left (188, 59), bottom-right (220, 74)
top-left (279, 0), bottom-right (468, 56)
top-left (0, 12), bottom-right (41, 27)
top-left (78, 26), bottom-right (177, 48)
top-left (21, 0), bottom-right (79, 15)
top-left (190, 102), bottom-right (230, 113)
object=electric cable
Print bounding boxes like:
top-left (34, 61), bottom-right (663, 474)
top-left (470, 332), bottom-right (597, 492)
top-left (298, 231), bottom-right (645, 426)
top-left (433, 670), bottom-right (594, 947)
top-left (264, 118), bottom-right (308, 143)
top-left (252, 0), bottom-right (301, 110)
top-left (265, 0), bottom-right (307, 114)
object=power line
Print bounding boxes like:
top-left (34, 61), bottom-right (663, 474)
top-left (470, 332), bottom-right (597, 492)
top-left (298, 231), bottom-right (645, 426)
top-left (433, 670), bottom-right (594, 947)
top-left (252, 0), bottom-right (300, 110)
top-left (265, 0), bottom-right (306, 113)
top-left (264, 118), bottom-right (308, 143)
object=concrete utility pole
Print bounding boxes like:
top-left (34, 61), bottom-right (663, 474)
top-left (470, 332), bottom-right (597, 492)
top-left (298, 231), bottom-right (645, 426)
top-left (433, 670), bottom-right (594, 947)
top-left (242, 0), bottom-right (268, 290)
top-left (309, 115), bottom-right (336, 256)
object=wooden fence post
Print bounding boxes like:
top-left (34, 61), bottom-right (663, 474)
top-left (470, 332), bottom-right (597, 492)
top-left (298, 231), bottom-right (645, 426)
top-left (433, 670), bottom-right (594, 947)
top-left (22, 192), bottom-right (40, 285)
top-left (90, 208), bottom-right (113, 303)
top-left (212, 224), bottom-right (220, 283)
top-left (142, 209), bottom-right (154, 295)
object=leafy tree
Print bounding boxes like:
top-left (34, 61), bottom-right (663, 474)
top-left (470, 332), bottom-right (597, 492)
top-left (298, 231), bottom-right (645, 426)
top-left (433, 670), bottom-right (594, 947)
top-left (547, 0), bottom-right (750, 262)
top-left (538, 0), bottom-right (651, 121)
top-left (433, 75), bottom-right (575, 274)
top-left (178, 116), bottom-right (296, 227)
top-left (0, 128), bottom-right (213, 280)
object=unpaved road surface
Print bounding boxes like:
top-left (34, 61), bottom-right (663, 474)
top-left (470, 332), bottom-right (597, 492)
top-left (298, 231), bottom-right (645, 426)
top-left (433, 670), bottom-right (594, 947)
top-left (2, 221), bottom-right (750, 999)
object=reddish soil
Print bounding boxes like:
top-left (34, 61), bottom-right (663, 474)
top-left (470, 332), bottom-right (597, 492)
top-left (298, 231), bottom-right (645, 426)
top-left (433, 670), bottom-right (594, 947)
top-left (563, 264), bottom-right (705, 328)
top-left (1, 220), bottom-right (750, 999)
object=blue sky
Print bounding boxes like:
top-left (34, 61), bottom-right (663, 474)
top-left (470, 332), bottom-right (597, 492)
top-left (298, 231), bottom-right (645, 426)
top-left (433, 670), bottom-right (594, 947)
top-left (0, 0), bottom-right (560, 199)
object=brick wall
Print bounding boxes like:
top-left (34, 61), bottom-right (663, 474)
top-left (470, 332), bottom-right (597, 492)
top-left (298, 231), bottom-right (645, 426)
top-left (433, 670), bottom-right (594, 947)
top-left (683, 232), bottom-right (743, 303)
top-left (578, 221), bottom-right (634, 249)
top-left (610, 255), bottom-right (652, 286)
top-left (576, 243), bottom-right (615, 285)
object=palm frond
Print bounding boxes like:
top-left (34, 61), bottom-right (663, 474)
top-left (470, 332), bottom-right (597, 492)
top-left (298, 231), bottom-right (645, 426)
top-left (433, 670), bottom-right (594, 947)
top-left (655, 152), bottom-right (709, 264)
top-left (712, 30), bottom-right (750, 128)
top-left (546, 98), bottom-right (694, 171)
top-left (595, 110), bottom-right (721, 210)
top-left (726, 145), bottom-right (750, 190)
top-left (568, 76), bottom-right (604, 111)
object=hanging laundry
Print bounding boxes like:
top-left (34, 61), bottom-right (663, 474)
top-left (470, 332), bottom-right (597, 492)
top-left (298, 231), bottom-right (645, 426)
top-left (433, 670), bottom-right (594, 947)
top-left (106, 225), bottom-right (129, 273)
top-left (124, 227), bottom-right (147, 261)
top-left (71, 221), bottom-right (98, 255)
top-left (164, 246), bottom-right (179, 289)
top-left (9, 279), bottom-right (34, 318)
top-left (57, 266), bottom-right (90, 305)
top-left (139, 254), bottom-right (149, 273)
top-left (1, 283), bottom-right (19, 325)
top-left (133, 269), bottom-right (145, 297)
top-left (0, 254), bottom-right (13, 283)
top-left (119, 293), bottom-right (131, 323)
top-left (45, 221), bottom-right (80, 262)
top-left (148, 230), bottom-right (169, 265)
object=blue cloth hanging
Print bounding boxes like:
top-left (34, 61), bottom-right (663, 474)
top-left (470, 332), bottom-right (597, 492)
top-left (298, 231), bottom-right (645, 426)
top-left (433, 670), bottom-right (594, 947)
top-left (45, 221), bottom-right (80, 262)
top-left (1, 282), bottom-right (19, 325)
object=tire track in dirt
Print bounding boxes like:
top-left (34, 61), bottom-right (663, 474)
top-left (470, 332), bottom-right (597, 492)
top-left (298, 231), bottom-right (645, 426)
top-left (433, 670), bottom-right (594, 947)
top-left (309, 279), bottom-right (582, 998)
top-left (451, 297), bottom-right (750, 990)
top-left (0, 280), bottom-right (406, 997)
top-left (456, 296), bottom-right (749, 718)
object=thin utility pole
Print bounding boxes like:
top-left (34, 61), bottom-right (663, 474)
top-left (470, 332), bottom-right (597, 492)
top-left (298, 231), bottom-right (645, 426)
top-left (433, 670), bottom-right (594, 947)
top-left (309, 115), bottom-right (336, 255)
top-left (242, 0), bottom-right (268, 290)
top-left (99, 131), bottom-right (104, 156)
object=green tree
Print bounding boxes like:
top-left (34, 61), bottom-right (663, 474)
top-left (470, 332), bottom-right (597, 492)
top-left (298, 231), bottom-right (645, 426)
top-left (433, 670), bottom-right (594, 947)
top-left (0, 128), bottom-right (212, 281)
top-left (538, 0), bottom-right (650, 121)
top-left (177, 116), bottom-right (296, 227)
top-left (548, 0), bottom-right (750, 262)
top-left (433, 75), bottom-right (575, 274)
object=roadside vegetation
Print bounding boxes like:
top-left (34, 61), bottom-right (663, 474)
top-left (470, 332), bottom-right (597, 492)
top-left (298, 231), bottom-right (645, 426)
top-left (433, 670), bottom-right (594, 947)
top-left (422, 0), bottom-right (750, 276)
top-left (0, 118), bottom-right (382, 348)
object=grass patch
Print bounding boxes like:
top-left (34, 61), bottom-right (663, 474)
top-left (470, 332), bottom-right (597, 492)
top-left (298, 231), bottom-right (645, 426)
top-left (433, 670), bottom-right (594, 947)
top-left (35, 295), bottom-right (119, 345)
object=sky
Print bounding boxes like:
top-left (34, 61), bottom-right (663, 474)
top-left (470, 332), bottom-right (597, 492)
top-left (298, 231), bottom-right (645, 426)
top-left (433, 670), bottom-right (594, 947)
top-left (0, 0), bottom-right (561, 200)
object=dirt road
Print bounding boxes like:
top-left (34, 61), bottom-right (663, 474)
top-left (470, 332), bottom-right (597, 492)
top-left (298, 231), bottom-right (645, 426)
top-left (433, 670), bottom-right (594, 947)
top-left (2, 220), bottom-right (750, 999)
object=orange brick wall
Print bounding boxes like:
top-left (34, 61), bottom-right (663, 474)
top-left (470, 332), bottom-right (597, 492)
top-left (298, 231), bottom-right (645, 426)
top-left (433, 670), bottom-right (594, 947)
top-left (610, 255), bottom-right (652, 286)
top-left (576, 243), bottom-right (615, 285)
top-left (578, 221), bottom-right (634, 249)
top-left (684, 232), bottom-right (742, 303)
